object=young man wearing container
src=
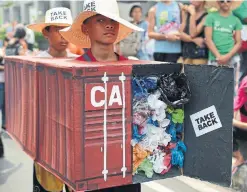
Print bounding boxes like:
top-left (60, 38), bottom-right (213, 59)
top-left (27, 7), bottom-right (77, 192)
top-left (60, 0), bottom-right (142, 191)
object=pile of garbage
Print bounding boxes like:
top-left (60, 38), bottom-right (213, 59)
top-left (132, 73), bottom-right (191, 178)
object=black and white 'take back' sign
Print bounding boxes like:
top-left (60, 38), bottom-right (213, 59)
top-left (190, 105), bottom-right (222, 137)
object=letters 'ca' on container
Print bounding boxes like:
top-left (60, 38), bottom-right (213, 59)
top-left (5, 56), bottom-right (233, 191)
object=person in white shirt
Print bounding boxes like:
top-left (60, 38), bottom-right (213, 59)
top-left (24, 24), bottom-right (35, 52)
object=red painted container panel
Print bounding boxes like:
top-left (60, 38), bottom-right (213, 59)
top-left (5, 59), bottom-right (37, 159)
top-left (4, 57), bottom-right (149, 191)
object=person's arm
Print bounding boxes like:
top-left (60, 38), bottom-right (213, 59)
top-left (204, 13), bottom-right (221, 59)
top-left (148, 6), bottom-right (167, 40)
top-left (179, 9), bottom-right (205, 46)
top-left (190, 16), bottom-right (206, 38)
top-left (218, 19), bottom-right (242, 63)
top-left (233, 111), bottom-right (247, 130)
top-left (180, 32), bottom-right (205, 48)
top-left (205, 26), bottom-right (221, 59)
top-left (226, 18), bottom-right (242, 58)
top-left (148, 6), bottom-right (179, 41)
top-left (179, 4), bottom-right (187, 33)
top-left (226, 30), bottom-right (241, 58)
top-left (180, 32), bottom-right (192, 42)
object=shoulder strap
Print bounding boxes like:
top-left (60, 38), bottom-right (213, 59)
top-left (198, 12), bottom-right (208, 22)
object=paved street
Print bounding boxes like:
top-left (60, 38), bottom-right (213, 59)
top-left (0, 132), bottom-right (236, 192)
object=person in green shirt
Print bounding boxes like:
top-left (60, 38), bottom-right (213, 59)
top-left (205, 0), bottom-right (242, 66)
top-left (233, 1), bottom-right (247, 83)
top-left (233, 1), bottom-right (247, 24)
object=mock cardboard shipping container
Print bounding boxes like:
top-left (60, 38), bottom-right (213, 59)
top-left (5, 56), bottom-right (233, 191)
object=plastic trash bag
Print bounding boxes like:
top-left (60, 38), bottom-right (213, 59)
top-left (171, 141), bottom-right (187, 168)
top-left (137, 158), bottom-right (154, 178)
top-left (158, 73), bottom-right (191, 108)
top-left (132, 76), bottom-right (158, 98)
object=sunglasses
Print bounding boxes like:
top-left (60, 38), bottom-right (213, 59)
top-left (219, 0), bottom-right (232, 3)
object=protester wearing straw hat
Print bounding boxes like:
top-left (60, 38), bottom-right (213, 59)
top-left (60, 0), bottom-right (142, 191)
top-left (28, 7), bottom-right (78, 58)
top-left (27, 7), bottom-right (77, 192)
top-left (60, 0), bottom-right (142, 49)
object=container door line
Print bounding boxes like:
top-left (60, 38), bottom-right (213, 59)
top-left (102, 72), bottom-right (109, 181)
top-left (119, 72), bottom-right (127, 178)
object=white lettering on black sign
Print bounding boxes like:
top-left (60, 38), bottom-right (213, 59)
top-left (84, 1), bottom-right (96, 11)
top-left (190, 105), bottom-right (222, 137)
top-left (50, 11), bottom-right (67, 22)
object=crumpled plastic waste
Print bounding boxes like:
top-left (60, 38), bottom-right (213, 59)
top-left (176, 124), bottom-right (183, 133)
top-left (133, 144), bottom-right (151, 173)
top-left (161, 153), bottom-right (172, 174)
top-left (166, 106), bottom-right (174, 114)
top-left (147, 117), bottom-right (159, 127)
top-left (132, 73), bottom-right (188, 178)
top-left (147, 91), bottom-right (170, 128)
top-left (158, 73), bottom-right (191, 107)
top-left (166, 123), bottom-right (177, 142)
top-left (138, 136), bottom-right (152, 151)
top-left (171, 141), bottom-right (187, 168)
top-left (150, 151), bottom-right (167, 174)
top-left (132, 76), bottom-right (158, 98)
top-left (133, 112), bottom-right (148, 127)
top-left (132, 124), bottom-right (147, 145)
top-left (166, 109), bottom-right (184, 141)
top-left (172, 109), bottom-right (184, 124)
top-left (133, 97), bottom-right (149, 115)
top-left (137, 158), bottom-right (154, 178)
top-left (146, 124), bottom-right (172, 151)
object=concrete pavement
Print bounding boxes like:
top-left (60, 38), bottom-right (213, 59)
top-left (0, 131), bottom-right (236, 192)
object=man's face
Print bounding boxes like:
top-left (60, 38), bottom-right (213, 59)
top-left (218, 0), bottom-right (232, 12)
top-left (132, 7), bottom-right (142, 22)
top-left (43, 26), bottom-right (69, 52)
top-left (82, 14), bottom-right (119, 45)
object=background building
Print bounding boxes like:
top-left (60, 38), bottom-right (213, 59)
top-left (0, 1), bottom-right (156, 25)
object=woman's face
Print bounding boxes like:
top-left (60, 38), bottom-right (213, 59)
top-left (190, 0), bottom-right (205, 8)
top-left (131, 7), bottom-right (142, 22)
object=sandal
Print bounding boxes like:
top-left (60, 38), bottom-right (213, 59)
top-left (232, 160), bottom-right (247, 175)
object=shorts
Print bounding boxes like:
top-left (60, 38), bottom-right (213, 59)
top-left (33, 164), bottom-right (68, 192)
top-left (208, 55), bottom-right (241, 94)
top-left (233, 126), bottom-right (247, 152)
top-left (177, 57), bottom-right (208, 65)
top-left (153, 52), bottom-right (181, 63)
top-left (207, 55), bottom-right (241, 67)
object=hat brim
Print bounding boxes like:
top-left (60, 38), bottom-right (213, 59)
top-left (60, 11), bottom-right (144, 48)
top-left (27, 23), bottom-right (71, 33)
top-left (206, 0), bottom-right (243, 10)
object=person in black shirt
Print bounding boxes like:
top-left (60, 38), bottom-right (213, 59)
top-left (179, 1), bottom-right (208, 65)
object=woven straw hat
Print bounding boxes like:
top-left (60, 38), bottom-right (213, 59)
top-left (27, 7), bottom-right (73, 33)
top-left (59, 0), bottom-right (143, 48)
